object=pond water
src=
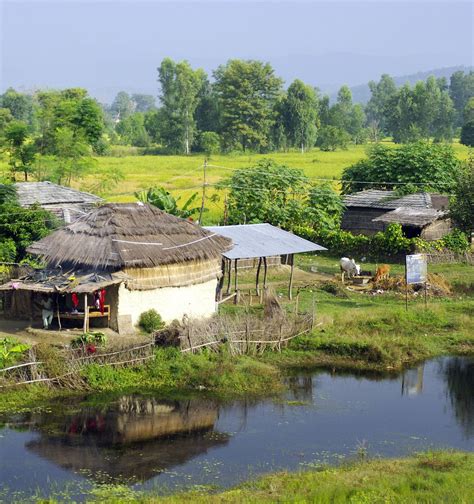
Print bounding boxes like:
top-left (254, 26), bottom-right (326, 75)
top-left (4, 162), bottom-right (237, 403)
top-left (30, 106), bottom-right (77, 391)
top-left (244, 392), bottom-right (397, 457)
top-left (0, 356), bottom-right (473, 500)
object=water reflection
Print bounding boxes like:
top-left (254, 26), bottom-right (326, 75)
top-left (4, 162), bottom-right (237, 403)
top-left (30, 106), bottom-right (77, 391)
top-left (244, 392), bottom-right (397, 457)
top-left (439, 357), bottom-right (474, 438)
top-left (23, 397), bottom-right (228, 482)
top-left (401, 364), bottom-right (425, 396)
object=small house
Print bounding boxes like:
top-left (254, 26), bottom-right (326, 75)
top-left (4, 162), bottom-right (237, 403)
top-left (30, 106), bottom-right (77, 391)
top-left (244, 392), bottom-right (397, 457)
top-left (0, 203), bottom-right (231, 333)
top-left (15, 181), bottom-right (103, 223)
top-left (341, 190), bottom-right (451, 240)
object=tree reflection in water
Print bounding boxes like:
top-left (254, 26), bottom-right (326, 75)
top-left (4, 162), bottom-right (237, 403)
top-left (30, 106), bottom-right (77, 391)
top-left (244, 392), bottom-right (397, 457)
top-left (440, 357), bottom-right (474, 439)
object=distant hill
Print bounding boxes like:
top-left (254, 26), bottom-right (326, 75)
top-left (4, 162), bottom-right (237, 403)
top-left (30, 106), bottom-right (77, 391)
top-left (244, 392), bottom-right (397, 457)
top-left (331, 66), bottom-right (473, 104)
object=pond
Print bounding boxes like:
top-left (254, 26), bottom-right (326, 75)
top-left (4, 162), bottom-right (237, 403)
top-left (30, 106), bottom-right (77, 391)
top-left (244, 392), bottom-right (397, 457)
top-left (0, 356), bottom-right (473, 500)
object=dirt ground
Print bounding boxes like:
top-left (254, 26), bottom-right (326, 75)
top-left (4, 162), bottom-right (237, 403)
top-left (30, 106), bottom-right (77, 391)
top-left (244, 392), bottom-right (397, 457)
top-left (0, 318), bottom-right (149, 348)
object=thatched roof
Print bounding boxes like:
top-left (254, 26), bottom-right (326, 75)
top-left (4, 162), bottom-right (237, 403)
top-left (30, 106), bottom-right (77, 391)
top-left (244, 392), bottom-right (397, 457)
top-left (372, 207), bottom-right (447, 227)
top-left (27, 203), bottom-right (232, 271)
top-left (343, 190), bottom-right (449, 210)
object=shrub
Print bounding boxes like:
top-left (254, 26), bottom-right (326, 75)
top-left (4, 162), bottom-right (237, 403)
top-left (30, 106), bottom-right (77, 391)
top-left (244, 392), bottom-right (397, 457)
top-left (138, 309), bottom-right (165, 333)
top-left (71, 332), bottom-right (107, 348)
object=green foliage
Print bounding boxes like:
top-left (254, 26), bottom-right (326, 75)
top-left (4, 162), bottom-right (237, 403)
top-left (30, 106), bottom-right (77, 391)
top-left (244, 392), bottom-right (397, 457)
top-left (71, 332), bottom-right (107, 348)
top-left (199, 131), bottom-right (221, 156)
top-left (366, 74), bottom-right (398, 135)
top-left (0, 238), bottom-right (16, 262)
top-left (0, 203), bottom-right (58, 260)
top-left (440, 229), bottom-right (470, 253)
top-left (280, 79), bottom-right (319, 152)
top-left (158, 58), bottom-right (207, 154)
top-left (450, 157), bottom-right (474, 235)
top-left (138, 309), bottom-right (165, 333)
top-left (136, 186), bottom-right (201, 218)
top-left (460, 120), bottom-right (474, 147)
top-left (316, 125), bottom-right (350, 151)
top-left (2, 120), bottom-right (36, 181)
top-left (0, 337), bottom-right (29, 368)
top-left (450, 70), bottom-right (474, 126)
top-left (223, 159), bottom-right (309, 227)
top-left (214, 59), bottom-right (283, 151)
top-left (307, 183), bottom-right (345, 232)
top-left (115, 112), bottom-right (150, 147)
top-left (341, 141), bottom-right (461, 194)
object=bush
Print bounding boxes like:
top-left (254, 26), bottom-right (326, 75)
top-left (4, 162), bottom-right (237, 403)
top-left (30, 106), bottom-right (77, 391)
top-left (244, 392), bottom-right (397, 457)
top-left (138, 309), bottom-right (165, 333)
top-left (460, 120), bottom-right (474, 147)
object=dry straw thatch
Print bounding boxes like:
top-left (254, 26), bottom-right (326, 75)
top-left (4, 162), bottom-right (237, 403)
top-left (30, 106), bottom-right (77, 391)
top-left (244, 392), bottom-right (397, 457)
top-left (27, 203), bottom-right (232, 271)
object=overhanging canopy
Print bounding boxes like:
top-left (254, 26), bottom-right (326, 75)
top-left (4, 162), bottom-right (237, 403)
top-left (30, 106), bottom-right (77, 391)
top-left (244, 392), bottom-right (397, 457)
top-left (204, 223), bottom-right (327, 260)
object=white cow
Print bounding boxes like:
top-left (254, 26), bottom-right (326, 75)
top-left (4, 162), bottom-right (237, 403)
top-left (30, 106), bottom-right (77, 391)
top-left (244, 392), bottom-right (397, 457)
top-left (340, 257), bottom-right (361, 283)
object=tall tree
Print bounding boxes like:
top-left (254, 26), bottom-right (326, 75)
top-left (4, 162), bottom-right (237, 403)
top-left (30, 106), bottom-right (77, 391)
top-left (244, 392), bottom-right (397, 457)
top-left (281, 79), bottom-right (319, 152)
top-left (3, 121), bottom-right (37, 181)
top-left (0, 88), bottom-right (34, 123)
top-left (366, 74), bottom-right (397, 136)
top-left (110, 91), bottom-right (135, 120)
top-left (158, 58), bottom-right (206, 154)
top-left (449, 70), bottom-right (474, 126)
top-left (214, 60), bottom-right (283, 151)
top-left (131, 94), bottom-right (156, 113)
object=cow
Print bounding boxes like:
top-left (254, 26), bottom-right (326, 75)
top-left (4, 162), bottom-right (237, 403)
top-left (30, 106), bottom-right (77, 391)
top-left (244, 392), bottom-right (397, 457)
top-left (340, 257), bottom-right (361, 283)
top-left (374, 264), bottom-right (391, 282)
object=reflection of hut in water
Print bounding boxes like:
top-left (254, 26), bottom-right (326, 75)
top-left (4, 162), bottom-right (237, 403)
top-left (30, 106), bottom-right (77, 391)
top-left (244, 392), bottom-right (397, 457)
top-left (25, 397), bottom-right (229, 482)
top-left (401, 364), bottom-right (425, 396)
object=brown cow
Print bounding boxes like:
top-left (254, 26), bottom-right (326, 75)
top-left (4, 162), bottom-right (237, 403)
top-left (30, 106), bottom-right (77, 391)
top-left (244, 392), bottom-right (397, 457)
top-left (374, 264), bottom-right (391, 282)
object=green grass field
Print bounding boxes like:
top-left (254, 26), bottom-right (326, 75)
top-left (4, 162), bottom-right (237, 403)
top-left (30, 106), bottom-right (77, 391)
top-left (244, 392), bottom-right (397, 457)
top-left (1, 142), bottom-right (470, 224)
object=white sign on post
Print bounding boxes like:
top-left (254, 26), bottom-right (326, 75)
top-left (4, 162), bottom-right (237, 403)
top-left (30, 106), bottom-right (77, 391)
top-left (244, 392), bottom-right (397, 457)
top-left (405, 254), bottom-right (427, 285)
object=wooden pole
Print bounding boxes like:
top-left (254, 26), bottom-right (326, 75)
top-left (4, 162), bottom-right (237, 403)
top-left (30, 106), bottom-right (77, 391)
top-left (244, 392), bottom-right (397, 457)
top-left (83, 293), bottom-right (88, 333)
top-left (263, 257), bottom-right (268, 289)
top-left (226, 258), bottom-right (231, 294)
top-left (255, 257), bottom-right (262, 295)
top-left (424, 280), bottom-right (428, 309)
top-left (288, 253), bottom-right (295, 300)
top-left (234, 259), bottom-right (239, 304)
top-left (218, 258), bottom-right (225, 301)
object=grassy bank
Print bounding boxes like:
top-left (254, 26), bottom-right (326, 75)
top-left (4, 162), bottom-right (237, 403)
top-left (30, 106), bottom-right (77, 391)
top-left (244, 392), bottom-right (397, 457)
top-left (33, 451), bottom-right (473, 502)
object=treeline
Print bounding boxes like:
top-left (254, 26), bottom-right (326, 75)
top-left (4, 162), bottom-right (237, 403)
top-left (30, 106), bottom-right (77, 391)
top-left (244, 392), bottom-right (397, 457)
top-left (104, 61), bottom-right (473, 153)
top-left (0, 61), bottom-right (473, 172)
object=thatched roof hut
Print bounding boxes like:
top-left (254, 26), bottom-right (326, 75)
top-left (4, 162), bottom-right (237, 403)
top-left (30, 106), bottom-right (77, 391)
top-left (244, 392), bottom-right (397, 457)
top-left (27, 202), bottom-right (231, 271)
top-left (2, 203), bottom-right (232, 333)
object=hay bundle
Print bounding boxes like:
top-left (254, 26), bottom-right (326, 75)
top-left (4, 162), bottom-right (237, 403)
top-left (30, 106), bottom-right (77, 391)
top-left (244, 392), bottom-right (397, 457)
top-left (263, 288), bottom-right (285, 320)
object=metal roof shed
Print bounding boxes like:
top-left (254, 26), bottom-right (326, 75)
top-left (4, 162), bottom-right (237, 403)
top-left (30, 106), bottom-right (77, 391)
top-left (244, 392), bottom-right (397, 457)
top-left (205, 223), bottom-right (327, 300)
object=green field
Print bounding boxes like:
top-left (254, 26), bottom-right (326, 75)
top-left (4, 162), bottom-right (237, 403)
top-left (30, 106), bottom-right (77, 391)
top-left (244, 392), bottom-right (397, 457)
top-left (83, 142), bottom-right (472, 224)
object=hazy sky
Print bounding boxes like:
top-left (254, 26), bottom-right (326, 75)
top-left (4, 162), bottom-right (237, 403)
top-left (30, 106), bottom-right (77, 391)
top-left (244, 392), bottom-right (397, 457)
top-left (1, 1), bottom-right (473, 102)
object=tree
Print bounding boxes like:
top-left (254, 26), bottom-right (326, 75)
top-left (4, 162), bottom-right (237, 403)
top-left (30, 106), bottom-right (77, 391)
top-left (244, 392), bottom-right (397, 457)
top-left (0, 88), bottom-right (33, 123)
top-left (281, 79), bottom-right (319, 153)
top-left (3, 121), bottom-right (37, 181)
top-left (135, 186), bottom-right (201, 218)
top-left (341, 142), bottom-right (461, 194)
top-left (131, 94), bottom-right (156, 113)
top-left (223, 159), bottom-right (309, 229)
top-left (199, 131), bottom-right (221, 157)
top-left (366, 74), bottom-right (397, 135)
top-left (0, 108), bottom-right (13, 134)
top-left (115, 112), bottom-right (150, 147)
top-left (460, 121), bottom-right (474, 147)
top-left (307, 183), bottom-right (344, 232)
top-left (110, 91), bottom-right (135, 120)
top-left (450, 156), bottom-right (474, 236)
top-left (52, 127), bottom-right (94, 185)
top-left (449, 70), bottom-right (474, 126)
top-left (316, 126), bottom-right (350, 151)
top-left (330, 85), bottom-right (353, 132)
top-left (214, 60), bottom-right (283, 151)
top-left (158, 58), bottom-right (206, 154)
top-left (463, 97), bottom-right (474, 124)
top-left (348, 104), bottom-right (367, 144)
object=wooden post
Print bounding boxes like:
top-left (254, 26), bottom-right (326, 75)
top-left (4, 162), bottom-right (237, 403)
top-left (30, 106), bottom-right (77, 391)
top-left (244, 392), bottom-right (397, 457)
top-left (226, 258), bottom-right (231, 294)
top-left (295, 291), bottom-right (300, 315)
top-left (288, 253), bottom-right (295, 300)
top-left (424, 280), bottom-right (428, 309)
top-left (83, 293), bottom-right (88, 333)
top-left (255, 257), bottom-right (262, 295)
top-left (263, 257), bottom-right (268, 289)
top-left (218, 258), bottom-right (225, 301)
top-left (234, 259), bottom-right (239, 304)
top-left (278, 322), bottom-right (283, 352)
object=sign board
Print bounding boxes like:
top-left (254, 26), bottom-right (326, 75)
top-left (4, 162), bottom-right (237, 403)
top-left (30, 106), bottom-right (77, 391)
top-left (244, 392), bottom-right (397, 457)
top-left (405, 254), bottom-right (427, 285)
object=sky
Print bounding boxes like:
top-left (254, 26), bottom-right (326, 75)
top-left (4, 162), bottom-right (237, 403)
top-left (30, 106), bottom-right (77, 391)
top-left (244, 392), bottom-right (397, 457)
top-left (1, 0), bottom-right (473, 103)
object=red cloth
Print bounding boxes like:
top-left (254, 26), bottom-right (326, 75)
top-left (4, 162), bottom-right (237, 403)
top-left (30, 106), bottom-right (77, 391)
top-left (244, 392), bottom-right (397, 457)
top-left (71, 293), bottom-right (79, 308)
top-left (99, 289), bottom-right (106, 315)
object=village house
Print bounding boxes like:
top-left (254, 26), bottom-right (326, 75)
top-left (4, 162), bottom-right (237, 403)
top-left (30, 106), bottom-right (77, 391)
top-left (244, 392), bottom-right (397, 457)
top-left (14, 181), bottom-right (103, 223)
top-left (0, 203), bottom-right (231, 333)
top-left (341, 190), bottom-right (451, 240)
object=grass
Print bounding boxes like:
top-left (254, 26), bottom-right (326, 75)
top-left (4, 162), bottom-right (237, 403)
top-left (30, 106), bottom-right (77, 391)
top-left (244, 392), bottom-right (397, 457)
top-left (28, 451), bottom-right (474, 503)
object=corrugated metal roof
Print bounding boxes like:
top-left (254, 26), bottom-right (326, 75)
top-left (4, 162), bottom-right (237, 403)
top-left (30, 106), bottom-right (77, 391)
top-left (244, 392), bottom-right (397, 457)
top-left (344, 190), bottom-right (433, 210)
top-left (204, 223), bottom-right (327, 260)
top-left (372, 207), bottom-right (446, 227)
top-left (15, 181), bottom-right (102, 206)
